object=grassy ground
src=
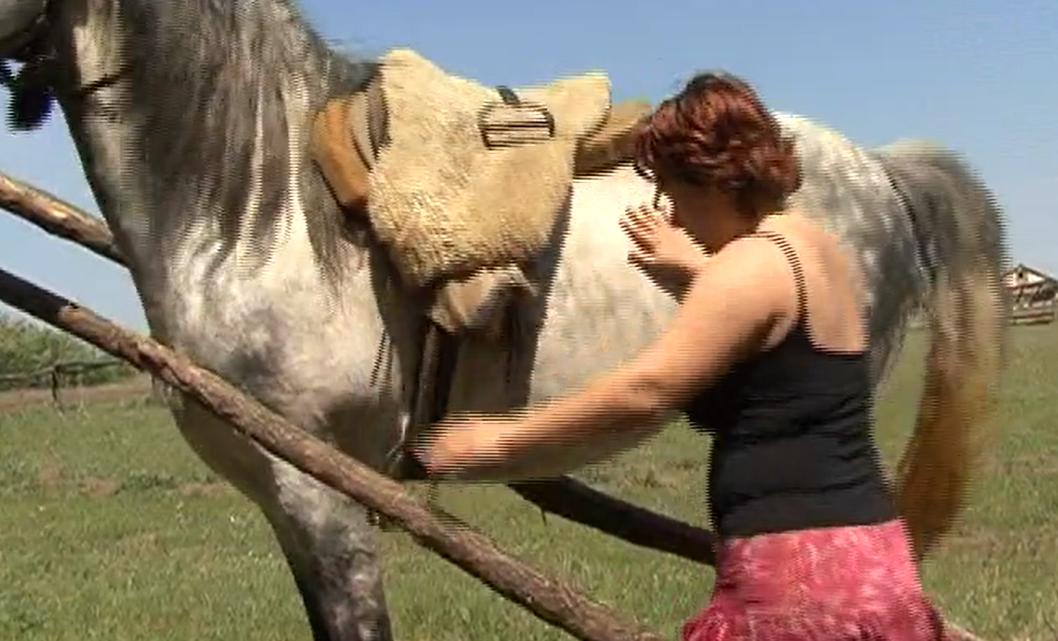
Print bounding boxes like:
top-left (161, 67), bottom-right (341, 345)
top-left (1, 326), bottom-right (1056, 641)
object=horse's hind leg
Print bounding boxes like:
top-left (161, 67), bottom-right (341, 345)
top-left (266, 460), bottom-right (394, 641)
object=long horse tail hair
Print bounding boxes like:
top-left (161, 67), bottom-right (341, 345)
top-left (878, 139), bottom-right (1011, 559)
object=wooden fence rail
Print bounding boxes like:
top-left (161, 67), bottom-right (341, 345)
top-left (0, 361), bottom-right (165, 408)
top-left (909, 301), bottom-right (1055, 330)
top-left (0, 170), bottom-right (986, 641)
top-left (0, 359), bottom-right (128, 401)
top-left (1010, 301), bottom-right (1057, 326)
top-left (0, 359), bottom-right (124, 384)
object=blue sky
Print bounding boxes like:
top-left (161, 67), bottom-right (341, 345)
top-left (0, 0), bottom-right (1054, 330)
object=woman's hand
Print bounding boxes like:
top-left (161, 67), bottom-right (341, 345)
top-left (412, 414), bottom-right (516, 479)
top-left (619, 204), bottom-right (708, 296)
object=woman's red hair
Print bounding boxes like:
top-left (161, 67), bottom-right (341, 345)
top-left (633, 72), bottom-right (802, 217)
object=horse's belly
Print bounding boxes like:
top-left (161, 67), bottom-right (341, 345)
top-left (158, 274), bottom-right (414, 472)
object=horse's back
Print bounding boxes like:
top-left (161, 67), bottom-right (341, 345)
top-left (446, 115), bottom-right (952, 413)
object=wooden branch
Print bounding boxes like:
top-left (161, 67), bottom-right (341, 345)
top-left (508, 478), bottom-right (716, 566)
top-left (0, 168), bottom-right (724, 562)
top-left (0, 265), bottom-right (663, 641)
top-left (0, 173), bottom-right (124, 266)
top-left (946, 623), bottom-right (989, 641)
top-left (0, 171), bottom-right (991, 641)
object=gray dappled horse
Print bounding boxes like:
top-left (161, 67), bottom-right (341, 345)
top-left (0, 0), bottom-right (1009, 639)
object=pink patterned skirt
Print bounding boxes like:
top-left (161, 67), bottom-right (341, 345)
top-left (682, 519), bottom-right (944, 641)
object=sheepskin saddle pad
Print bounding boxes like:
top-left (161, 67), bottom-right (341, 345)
top-left (310, 47), bottom-right (651, 337)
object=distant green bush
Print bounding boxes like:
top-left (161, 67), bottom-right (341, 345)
top-left (0, 312), bottom-right (137, 390)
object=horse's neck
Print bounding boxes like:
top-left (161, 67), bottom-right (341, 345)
top-left (75, 115), bottom-right (351, 324)
top-left (57, 6), bottom-right (359, 340)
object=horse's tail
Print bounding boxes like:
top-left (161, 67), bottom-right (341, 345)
top-left (878, 140), bottom-right (1010, 559)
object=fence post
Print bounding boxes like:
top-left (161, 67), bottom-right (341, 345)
top-left (49, 365), bottom-right (61, 408)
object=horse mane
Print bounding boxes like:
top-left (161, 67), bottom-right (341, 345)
top-left (118, 0), bottom-right (379, 280)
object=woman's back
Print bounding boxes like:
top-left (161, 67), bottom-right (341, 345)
top-left (686, 214), bottom-right (897, 539)
top-left (753, 212), bottom-right (868, 356)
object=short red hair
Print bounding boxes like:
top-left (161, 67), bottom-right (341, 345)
top-left (633, 72), bottom-right (802, 217)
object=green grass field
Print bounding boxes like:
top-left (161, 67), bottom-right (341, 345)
top-left (1, 326), bottom-right (1056, 641)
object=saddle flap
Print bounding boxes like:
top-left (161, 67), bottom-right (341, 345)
top-left (309, 96), bottom-right (368, 211)
top-left (309, 76), bottom-right (386, 215)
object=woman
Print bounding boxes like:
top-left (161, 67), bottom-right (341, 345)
top-left (413, 72), bottom-right (943, 640)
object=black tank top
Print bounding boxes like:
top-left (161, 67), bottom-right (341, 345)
top-left (686, 232), bottom-right (897, 539)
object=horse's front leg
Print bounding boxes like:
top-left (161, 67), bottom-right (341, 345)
top-left (170, 402), bottom-right (395, 641)
top-left (266, 460), bottom-right (394, 641)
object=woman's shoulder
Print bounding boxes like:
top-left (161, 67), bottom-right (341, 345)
top-left (696, 234), bottom-right (800, 305)
top-left (758, 209), bottom-right (824, 239)
top-left (752, 211), bottom-right (847, 262)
